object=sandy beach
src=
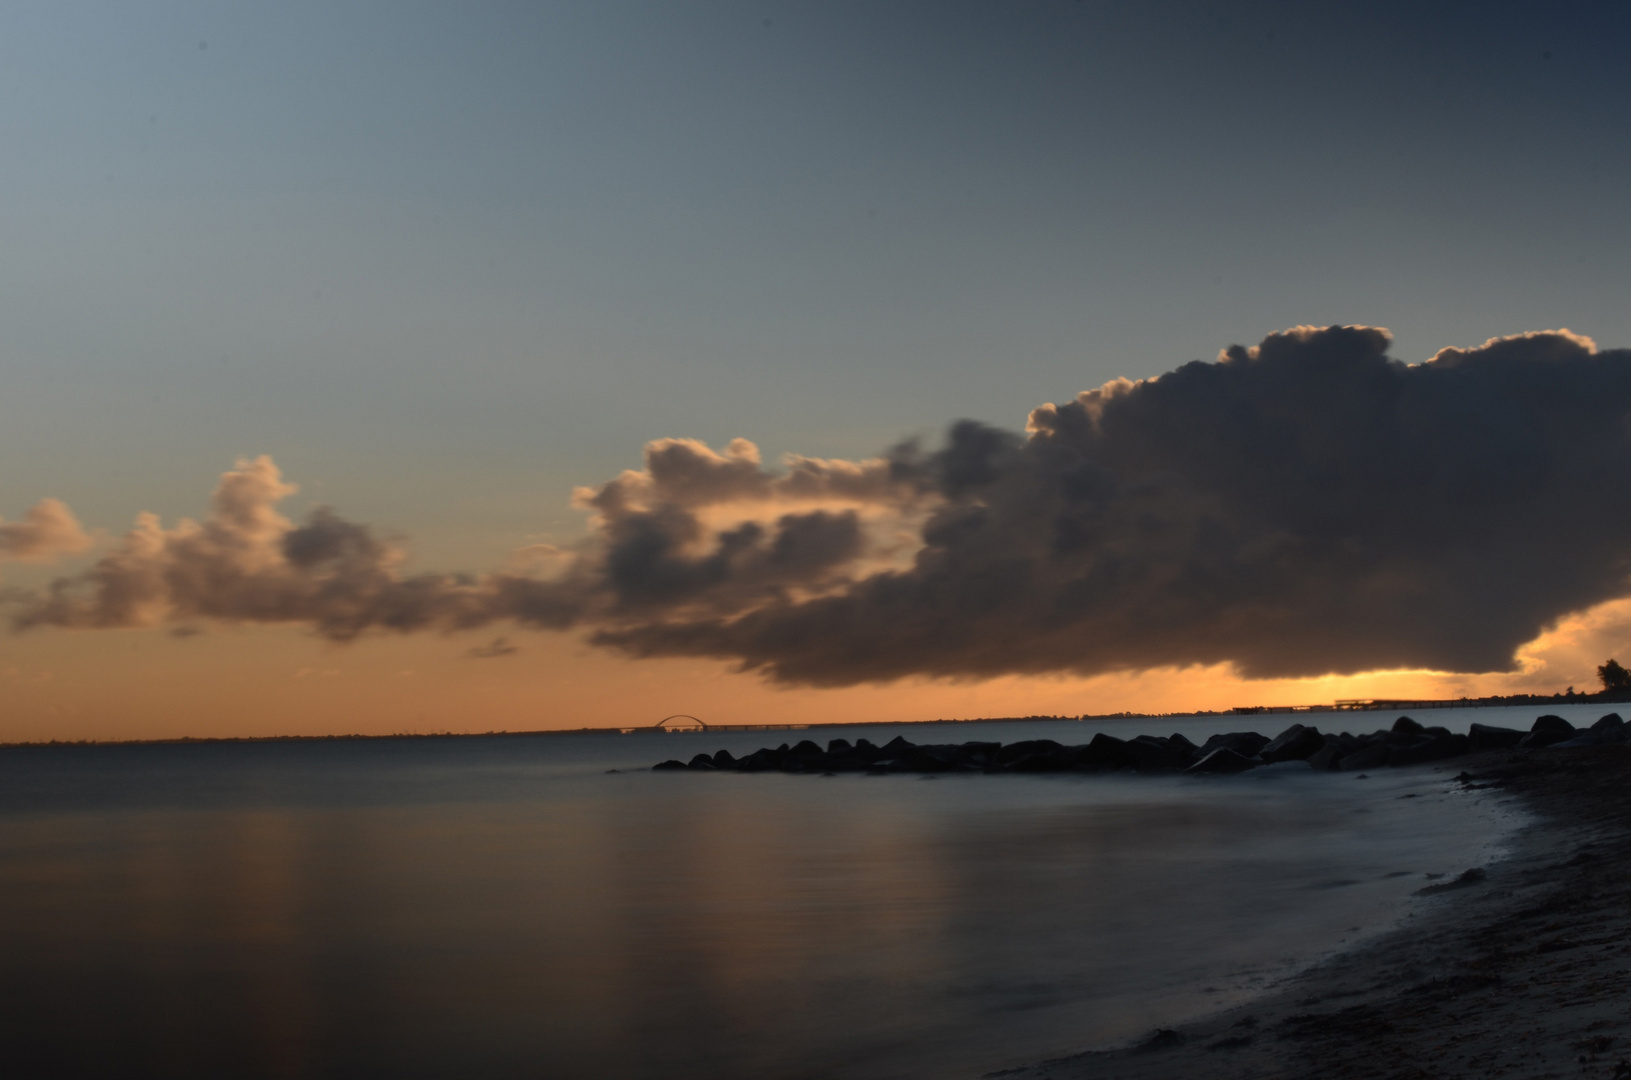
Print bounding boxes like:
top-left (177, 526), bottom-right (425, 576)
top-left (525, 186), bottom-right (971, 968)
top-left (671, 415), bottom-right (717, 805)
top-left (996, 744), bottom-right (1631, 1080)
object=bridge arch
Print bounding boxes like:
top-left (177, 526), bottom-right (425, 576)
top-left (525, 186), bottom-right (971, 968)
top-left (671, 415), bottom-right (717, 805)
top-left (655, 714), bottom-right (707, 732)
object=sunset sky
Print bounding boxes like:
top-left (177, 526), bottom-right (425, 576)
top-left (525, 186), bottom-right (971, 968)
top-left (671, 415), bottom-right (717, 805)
top-left (6, 2), bottom-right (1631, 741)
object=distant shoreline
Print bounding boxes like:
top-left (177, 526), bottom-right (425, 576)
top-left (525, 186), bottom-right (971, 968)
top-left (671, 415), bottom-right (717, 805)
top-left (5, 689), bottom-right (1630, 751)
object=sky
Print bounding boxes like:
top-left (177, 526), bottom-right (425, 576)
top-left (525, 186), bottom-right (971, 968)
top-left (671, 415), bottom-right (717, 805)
top-left (5, 1), bottom-right (1631, 741)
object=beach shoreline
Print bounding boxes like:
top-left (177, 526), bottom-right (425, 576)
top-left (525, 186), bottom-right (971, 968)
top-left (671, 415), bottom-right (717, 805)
top-left (992, 745), bottom-right (1631, 1080)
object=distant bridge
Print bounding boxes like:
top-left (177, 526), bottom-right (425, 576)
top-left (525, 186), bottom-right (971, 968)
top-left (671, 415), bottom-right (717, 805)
top-left (641, 714), bottom-right (815, 733)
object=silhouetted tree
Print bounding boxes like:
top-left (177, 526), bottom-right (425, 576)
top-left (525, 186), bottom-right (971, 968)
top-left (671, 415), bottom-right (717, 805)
top-left (1597, 658), bottom-right (1631, 692)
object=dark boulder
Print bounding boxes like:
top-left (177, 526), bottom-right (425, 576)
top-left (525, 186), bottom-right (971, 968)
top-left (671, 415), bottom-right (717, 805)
top-left (736, 747), bottom-right (782, 771)
top-left (1187, 747), bottom-right (1259, 774)
top-left (957, 741), bottom-right (1002, 767)
top-left (1006, 752), bottom-right (1068, 772)
top-left (1338, 742), bottom-right (1391, 771)
top-left (1591, 713), bottom-right (1627, 744)
top-left (790, 739), bottom-right (825, 757)
top-left (1389, 733), bottom-right (1466, 766)
top-left (1080, 733), bottom-right (1134, 770)
top-left (1126, 735), bottom-right (1187, 772)
top-left (1520, 715), bottom-right (1576, 749)
top-left (687, 753), bottom-right (717, 770)
top-left (1260, 724), bottom-right (1326, 763)
top-left (854, 738), bottom-right (881, 756)
top-left (880, 735), bottom-right (916, 755)
top-left (1467, 722), bottom-right (1525, 751)
top-left (1552, 715), bottom-right (1625, 749)
top-left (1166, 732), bottom-right (1201, 760)
top-left (827, 738), bottom-right (853, 754)
top-left (1306, 742), bottom-right (1343, 771)
top-left (712, 749), bottom-right (736, 768)
top-left (996, 739), bottom-right (1066, 766)
top-left (1392, 715), bottom-right (1425, 734)
top-left (1199, 731), bottom-right (1271, 758)
top-left (652, 759), bottom-right (688, 771)
top-left (1549, 731), bottom-right (1603, 749)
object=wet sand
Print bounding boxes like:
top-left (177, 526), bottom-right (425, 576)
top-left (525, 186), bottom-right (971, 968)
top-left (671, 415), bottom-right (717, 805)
top-left (993, 745), bottom-right (1631, 1080)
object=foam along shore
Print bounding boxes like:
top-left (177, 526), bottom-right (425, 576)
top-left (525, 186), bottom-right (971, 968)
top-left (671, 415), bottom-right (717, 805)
top-left (995, 744), bottom-right (1631, 1080)
top-left (650, 711), bottom-right (1629, 775)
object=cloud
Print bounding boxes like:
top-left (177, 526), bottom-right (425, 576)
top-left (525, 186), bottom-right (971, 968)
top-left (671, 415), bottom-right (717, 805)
top-left (467, 636), bottom-right (519, 659)
top-left (0, 498), bottom-right (92, 563)
top-left (13, 325), bottom-right (1631, 690)
top-left (591, 325), bottom-right (1631, 684)
top-left (12, 456), bottom-right (547, 638)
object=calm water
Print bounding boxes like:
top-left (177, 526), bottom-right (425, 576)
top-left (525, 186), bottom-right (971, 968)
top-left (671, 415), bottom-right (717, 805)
top-left (0, 705), bottom-right (1578, 1080)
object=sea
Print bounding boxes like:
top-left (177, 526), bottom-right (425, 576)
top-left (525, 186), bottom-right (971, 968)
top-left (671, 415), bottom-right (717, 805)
top-left (1, 703), bottom-right (1605, 1080)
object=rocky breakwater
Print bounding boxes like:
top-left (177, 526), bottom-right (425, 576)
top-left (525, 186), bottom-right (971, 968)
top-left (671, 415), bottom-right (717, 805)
top-left (651, 712), bottom-right (1629, 775)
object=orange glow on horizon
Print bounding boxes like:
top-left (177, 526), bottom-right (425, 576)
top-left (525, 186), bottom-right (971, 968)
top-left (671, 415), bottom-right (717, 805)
top-left (3, 597), bottom-right (1631, 743)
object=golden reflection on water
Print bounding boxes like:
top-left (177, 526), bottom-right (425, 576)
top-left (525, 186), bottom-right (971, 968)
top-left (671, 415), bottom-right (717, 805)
top-left (0, 741), bottom-right (1513, 1080)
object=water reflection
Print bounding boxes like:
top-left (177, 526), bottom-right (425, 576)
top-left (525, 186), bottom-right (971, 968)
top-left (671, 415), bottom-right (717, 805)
top-left (0, 728), bottom-right (1517, 1079)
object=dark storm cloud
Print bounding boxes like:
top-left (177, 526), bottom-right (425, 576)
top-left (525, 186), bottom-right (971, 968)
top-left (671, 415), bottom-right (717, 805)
top-left (15, 325), bottom-right (1631, 685)
top-left (593, 325), bottom-right (1631, 683)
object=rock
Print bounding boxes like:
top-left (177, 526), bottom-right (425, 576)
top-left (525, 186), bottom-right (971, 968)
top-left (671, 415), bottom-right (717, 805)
top-left (880, 735), bottom-right (915, 755)
top-left (1520, 714), bottom-right (1576, 748)
top-left (686, 753), bottom-right (717, 770)
top-left (1389, 733), bottom-right (1465, 766)
top-left (652, 759), bottom-right (687, 770)
top-left (1199, 731), bottom-right (1271, 758)
top-left (1550, 716), bottom-right (1626, 748)
top-left (826, 738), bottom-right (853, 754)
top-left (957, 741), bottom-right (1002, 767)
top-left (1591, 713), bottom-right (1627, 744)
top-left (790, 739), bottom-right (825, 757)
top-left (1338, 742), bottom-right (1391, 771)
top-left (1126, 735), bottom-right (1187, 771)
top-left (1080, 733), bottom-right (1134, 770)
top-left (1260, 724), bottom-right (1326, 763)
top-left (1259, 759), bottom-right (1313, 772)
top-left (1549, 732), bottom-right (1603, 749)
top-left (1187, 747), bottom-right (1260, 774)
top-left (1166, 732), bottom-right (1201, 761)
top-left (1005, 752), bottom-right (1066, 772)
top-left (995, 739), bottom-right (1066, 766)
top-left (1306, 742), bottom-right (1343, 771)
top-left (712, 749), bottom-right (736, 767)
top-left (1392, 715), bottom-right (1425, 734)
top-left (1468, 722), bottom-right (1526, 751)
top-left (736, 747), bottom-right (782, 771)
